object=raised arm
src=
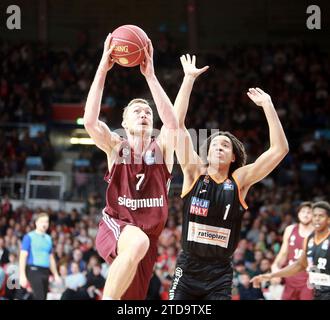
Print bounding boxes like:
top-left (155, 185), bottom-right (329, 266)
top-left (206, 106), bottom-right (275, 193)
top-left (174, 54), bottom-right (209, 126)
top-left (251, 238), bottom-right (308, 288)
top-left (234, 88), bottom-right (289, 191)
top-left (174, 55), bottom-right (209, 178)
top-left (139, 40), bottom-right (178, 172)
top-left (140, 40), bottom-right (178, 130)
top-left (83, 33), bottom-right (121, 153)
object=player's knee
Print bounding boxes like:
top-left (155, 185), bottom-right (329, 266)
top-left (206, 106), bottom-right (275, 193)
top-left (129, 232), bottom-right (149, 261)
top-left (118, 226), bottom-right (150, 261)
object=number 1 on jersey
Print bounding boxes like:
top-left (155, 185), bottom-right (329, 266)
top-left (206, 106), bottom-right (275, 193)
top-left (136, 173), bottom-right (145, 191)
top-left (223, 204), bottom-right (231, 220)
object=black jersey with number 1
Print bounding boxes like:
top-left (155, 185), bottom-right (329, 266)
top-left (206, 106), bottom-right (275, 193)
top-left (181, 174), bottom-right (248, 263)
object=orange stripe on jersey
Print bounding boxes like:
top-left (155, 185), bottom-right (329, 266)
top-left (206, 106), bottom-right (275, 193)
top-left (231, 173), bottom-right (248, 210)
top-left (181, 175), bottom-right (201, 198)
top-left (314, 230), bottom-right (330, 246)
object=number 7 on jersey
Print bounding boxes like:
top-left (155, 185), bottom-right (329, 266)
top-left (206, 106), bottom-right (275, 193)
top-left (136, 173), bottom-right (145, 191)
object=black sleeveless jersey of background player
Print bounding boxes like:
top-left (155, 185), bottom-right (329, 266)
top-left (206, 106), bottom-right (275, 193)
top-left (306, 231), bottom-right (330, 293)
top-left (181, 174), bottom-right (248, 263)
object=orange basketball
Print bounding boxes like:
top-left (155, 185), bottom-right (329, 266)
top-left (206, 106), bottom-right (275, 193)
top-left (110, 25), bottom-right (148, 67)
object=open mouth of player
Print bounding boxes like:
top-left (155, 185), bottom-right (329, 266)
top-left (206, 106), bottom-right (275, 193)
top-left (215, 153), bottom-right (225, 159)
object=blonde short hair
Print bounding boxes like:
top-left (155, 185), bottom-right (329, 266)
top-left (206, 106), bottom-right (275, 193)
top-left (35, 212), bottom-right (49, 222)
top-left (122, 98), bottom-right (150, 120)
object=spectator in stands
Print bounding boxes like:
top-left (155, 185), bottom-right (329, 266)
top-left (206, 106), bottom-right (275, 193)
top-left (0, 237), bottom-right (9, 265)
top-left (262, 277), bottom-right (284, 300)
top-left (0, 266), bottom-right (6, 299)
top-left (68, 248), bottom-right (86, 273)
top-left (81, 263), bottom-right (105, 300)
top-left (257, 258), bottom-right (272, 274)
top-left (47, 263), bottom-right (68, 300)
top-left (61, 261), bottom-right (87, 300)
top-left (146, 269), bottom-right (162, 300)
top-left (238, 272), bottom-right (264, 300)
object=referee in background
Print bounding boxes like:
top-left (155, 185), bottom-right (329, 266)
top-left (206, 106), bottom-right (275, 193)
top-left (19, 212), bottom-right (60, 300)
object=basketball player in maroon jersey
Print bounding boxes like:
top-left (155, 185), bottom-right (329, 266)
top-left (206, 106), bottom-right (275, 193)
top-left (169, 54), bottom-right (289, 299)
top-left (83, 34), bottom-right (178, 300)
top-left (271, 202), bottom-right (314, 299)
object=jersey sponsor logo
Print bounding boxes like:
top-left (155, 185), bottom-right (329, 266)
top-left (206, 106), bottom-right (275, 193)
top-left (122, 147), bottom-right (130, 157)
top-left (118, 195), bottom-right (164, 211)
top-left (321, 239), bottom-right (329, 251)
top-left (308, 272), bottom-right (330, 287)
top-left (144, 150), bottom-right (156, 165)
top-left (198, 176), bottom-right (210, 194)
top-left (190, 196), bottom-right (210, 217)
top-left (289, 235), bottom-right (296, 246)
top-left (120, 147), bottom-right (130, 164)
top-left (187, 221), bottom-right (231, 248)
top-left (223, 179), bottom-right (234, 190)
top-left (169, 267), bottom-right (183, 300)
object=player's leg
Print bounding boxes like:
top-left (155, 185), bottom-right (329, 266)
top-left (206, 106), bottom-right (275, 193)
top-left (168, 264), bottom-right (200, 300)
top-left (313, 291), bottom-right (330, 300)
top-left (205, 288), bottom-right (232, 300)
top-left (204, 264), bottom-right (233, 300)
top-left (281, 284), bottom-right (295, 300)
top-left (103, 225), bottom-right (150, 299)
top-left (299, 285), bottom-right (314, 300)
top-left (122, 240), bottom-right (158, 300)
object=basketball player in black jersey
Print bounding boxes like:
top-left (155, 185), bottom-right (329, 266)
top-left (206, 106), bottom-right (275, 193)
top-left (169, 54), bottom-right (289, 300)
top-left (251, 201), bottom-right (330, 300)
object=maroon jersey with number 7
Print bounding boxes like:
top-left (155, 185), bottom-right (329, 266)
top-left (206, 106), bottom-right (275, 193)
top-left (103, 138), bottom-right (171, 238)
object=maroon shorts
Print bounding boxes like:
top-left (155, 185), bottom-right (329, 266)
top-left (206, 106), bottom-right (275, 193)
top-left (281, 284), bottom-right (314, 300)
top-left (95, 211), bottom-right (158, 300)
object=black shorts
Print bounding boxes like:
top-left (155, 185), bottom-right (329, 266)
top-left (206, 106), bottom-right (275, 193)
top-left (314, 290), bottom-right (330, 300)
top-left (169, 251), bottom-right (233, 300)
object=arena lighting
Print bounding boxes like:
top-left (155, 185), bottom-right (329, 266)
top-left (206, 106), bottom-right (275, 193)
top-left (70, 137), bottom-right (94, 145)
top-left (76, 118), bottom-right (84, 125)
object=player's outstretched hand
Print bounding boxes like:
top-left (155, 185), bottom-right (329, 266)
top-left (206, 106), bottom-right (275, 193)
top-left (140, 39), bottom-right (155, 79)
top-left (250, 273), bottom-right (272, 288)
top-left (180, 54), bottom-right (209, 79)
top-left (247, 87), bottom-right (272, 107)
top-left (98, 33), bottom-right (115, 73)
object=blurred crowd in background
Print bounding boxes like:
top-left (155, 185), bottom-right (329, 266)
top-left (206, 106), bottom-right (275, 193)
top-left (0, 192), bottom-right (321, 300)
top-left (0, 34), bottom-right (329, 299)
